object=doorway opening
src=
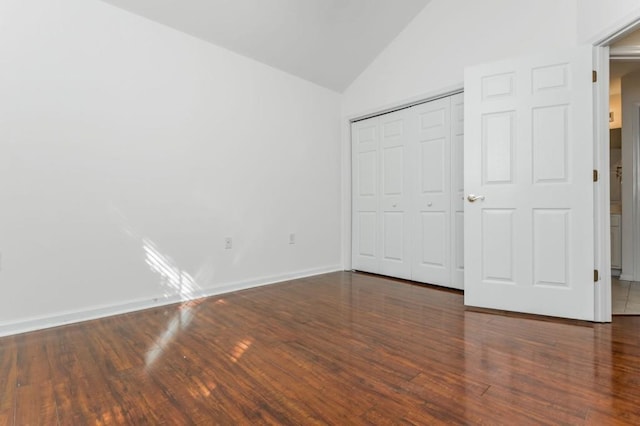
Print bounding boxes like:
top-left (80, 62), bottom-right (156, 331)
top-left (609, 28), bottom-right (640, 315)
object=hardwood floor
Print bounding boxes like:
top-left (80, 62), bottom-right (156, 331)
top-left (2, 271), bottom-right (640, 425)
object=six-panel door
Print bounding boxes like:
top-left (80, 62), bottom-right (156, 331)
top-left (352, 118), bottom-right (380, 273)
top-left (411, 98), bottom-right (452, 287)
top-left (379, 110), bottom-right (412, 279)
top-left (463, 46), bottom-right (595, 320)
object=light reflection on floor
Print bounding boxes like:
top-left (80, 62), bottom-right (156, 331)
top-left (229, 338), bottom-right (253, 363)
top-left (145, 299), bottom-right (205, 369)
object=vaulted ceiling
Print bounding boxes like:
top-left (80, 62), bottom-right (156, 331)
top-left (99, 0), bottom-right (431, 92)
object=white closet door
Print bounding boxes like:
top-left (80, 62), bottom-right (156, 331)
top-left (450, 93), bottom-right (465, 289)
top-left (411, 97), bottom-right (452, 286)
top-left (379, 110), bottom-right (412, 279)
top-left (352, 117), bottom-right (379, 273)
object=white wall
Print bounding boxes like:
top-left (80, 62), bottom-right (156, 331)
top-left (342, 0), bottom-right (578, 118)
top-left (578, 0), bottom-right (640, 43)
top-left (0, 0), bottom-right (342, 335)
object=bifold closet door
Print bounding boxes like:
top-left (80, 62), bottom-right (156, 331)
top-left (379, 110), bottom-right (412, 279)
top-left (352, 94), bottom-right (463, 289)
top-left (352, 117), bottom-right (379, 273)
top-left (411, 97), bottom-right (452, 287)
top-left (351, 111), bottom-right (412, 278)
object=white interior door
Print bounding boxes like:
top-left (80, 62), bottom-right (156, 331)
top-left (352, 117), bottom-right (379, 273)
top-left (464, 46), bottom-right (595, 320)
top-left (412, 98), bottom-right (452, 287)
top-left (379, 110), bottom-right (412, 279)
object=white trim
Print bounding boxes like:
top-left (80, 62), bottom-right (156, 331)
top-left (620, 274), bottom-right (634, 281)
top-left (588, 7), bottom-right (640, 46)
top-left (594, 45), bottom-right (612, 323)
top-left (0, 265), bottom-right (342, 338)
top-left (347, 83), bottom-right (464, 123)
top-left (341, 118), bottom-right (352, 271)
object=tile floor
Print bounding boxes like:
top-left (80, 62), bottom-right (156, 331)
top-left (612, 277), bottom-right (640, 315)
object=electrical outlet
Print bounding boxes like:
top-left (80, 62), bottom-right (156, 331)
top-left (224, 237), bottom-right (232, 250)
top-left (289, 233), bottom-right (296, 245)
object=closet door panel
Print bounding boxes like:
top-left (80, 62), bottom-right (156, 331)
top-left (352, 118), bottom-right (380, 273)
top-left (420, 139), bottom-right (446, 192)
top-left (420, 211), bottom-right (447, 266)
top-left (412, 98), bottom-right (452, 286)
top-left (379, 110), bottom-right (412, 279)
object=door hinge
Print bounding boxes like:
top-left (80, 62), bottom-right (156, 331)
top-left (594, 269), bottom-right (599, 282)
top-left (593, 70), bottom-right (597, 83)
top-left (593, 170), bottom-right (599, 182)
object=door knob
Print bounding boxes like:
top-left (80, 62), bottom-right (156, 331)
top-left (467, 194), bottom-right (485, 202)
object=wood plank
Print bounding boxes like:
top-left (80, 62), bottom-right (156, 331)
top-left (14, 381), bottom-right (58, 426)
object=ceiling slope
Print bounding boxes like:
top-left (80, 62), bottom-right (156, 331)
top-left (99, 0), bottom-right (430, 92)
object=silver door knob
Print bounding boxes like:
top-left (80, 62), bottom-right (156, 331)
top-left (467, 194), bottom-right (485, 202)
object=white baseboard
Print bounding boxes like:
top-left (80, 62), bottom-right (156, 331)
top-left (619, 274), bottom-right (634, 281)
top-left (0, 265), bottom-right (342, 338)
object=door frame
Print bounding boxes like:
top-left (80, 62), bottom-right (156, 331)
top-left (593, 16), bottom-right (640, 322)
top-left (594, 45), bottom-right (612, 322)
top-left (609, 43), bottom-right (640, 283)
